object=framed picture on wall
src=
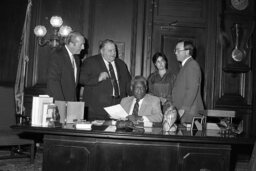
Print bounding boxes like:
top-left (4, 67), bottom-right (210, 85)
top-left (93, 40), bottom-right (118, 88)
top-left (115, 42), bottom-right (125, 60)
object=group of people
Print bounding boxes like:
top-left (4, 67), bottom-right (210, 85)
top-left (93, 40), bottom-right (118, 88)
top-left (46, 31), bottom-right (204, 124)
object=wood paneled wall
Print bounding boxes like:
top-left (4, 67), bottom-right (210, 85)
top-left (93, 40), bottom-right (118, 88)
top-left (0, 0), bottom-right (27, 84)
top-left (0, 0), bottom-right (255, 135)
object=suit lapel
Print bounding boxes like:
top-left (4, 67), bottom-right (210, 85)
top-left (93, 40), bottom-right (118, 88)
top-left (98, 55), bottom-right (109, 73)
top-left (182, 57), bottom-right (193, 69)
top-left (138, 95), bottom-right (148, 116)
top-left (176, 58), bottom-right (193, 79)
top-left (63, 48), bottom-right (76, 84)
top-left (127, 97), bottom-right (134, 114)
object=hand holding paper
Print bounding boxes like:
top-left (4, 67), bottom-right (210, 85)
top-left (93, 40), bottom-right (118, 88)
top-left (104, 104), bottom-right (128, 120)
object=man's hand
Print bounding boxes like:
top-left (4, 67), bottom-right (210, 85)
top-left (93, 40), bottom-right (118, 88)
top-left (98, 72), bottom-right (109, 82)
top-left (126, 115), bottom-right (143, 123)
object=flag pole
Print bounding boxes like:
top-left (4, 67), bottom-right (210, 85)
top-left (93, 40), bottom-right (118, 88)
top-left (15, 0), bottom-right (32, 124)
top-left (19, 55), bottom-right (29, 122)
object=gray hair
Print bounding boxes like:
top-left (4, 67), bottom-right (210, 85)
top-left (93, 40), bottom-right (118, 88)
top-left (131, 76), bottom-right (147, 90)
top-left (65, 31), bottom-right (84, 45)
top-left (99, 39), bottom-right (115, 50)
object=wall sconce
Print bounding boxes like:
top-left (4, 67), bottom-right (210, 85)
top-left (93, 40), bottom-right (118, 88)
top-left (34, 16), bottom-right (72, 48)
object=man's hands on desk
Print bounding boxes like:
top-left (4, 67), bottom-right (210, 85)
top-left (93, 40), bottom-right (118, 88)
top-left (126, 115), bottom-right (143, 123)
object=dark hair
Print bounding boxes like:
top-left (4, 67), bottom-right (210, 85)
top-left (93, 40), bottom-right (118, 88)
top-left (176, 40), bottom-right (194, 56)
top-left (152, 52), bottom-right (168, 69)
top-left (65, 31), bottom-right (84, 45)
top-left (99, 39), bottom-right (115, 50)
top-left (131, 76), bottom-right (147, 90)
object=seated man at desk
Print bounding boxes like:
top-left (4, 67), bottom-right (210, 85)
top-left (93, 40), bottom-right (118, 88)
top-left (120, 76), bottom-right (163, 123)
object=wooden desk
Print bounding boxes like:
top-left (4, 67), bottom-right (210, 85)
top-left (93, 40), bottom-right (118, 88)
top-left (12, 124), bottom-right (254, 171)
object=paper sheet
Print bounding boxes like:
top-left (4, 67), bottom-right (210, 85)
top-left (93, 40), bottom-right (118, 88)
top-left (104, 125), bottom-right (117, 132)
top-left (104, 104), bottom-right (128, 120)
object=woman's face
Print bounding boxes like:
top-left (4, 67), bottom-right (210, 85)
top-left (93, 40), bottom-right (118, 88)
top-left (155, 56), bottom-right (166, 70)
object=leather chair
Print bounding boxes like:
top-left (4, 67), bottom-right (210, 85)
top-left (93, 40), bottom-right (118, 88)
top-left (0, 86), bottom-right (34, 163)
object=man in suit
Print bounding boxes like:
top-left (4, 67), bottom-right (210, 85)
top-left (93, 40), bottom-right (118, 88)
top-left (120, 76), bottom-right (163, 123)
top-left (80, 39), bottom-right (131, 121)
top-left (47, 31), bottom-right (85, 101)
top-left (172, 40), bottom-right (204, 123)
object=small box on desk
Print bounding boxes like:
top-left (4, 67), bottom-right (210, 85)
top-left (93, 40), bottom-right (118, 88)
top-left (199, 110), bottom-right (236, 130)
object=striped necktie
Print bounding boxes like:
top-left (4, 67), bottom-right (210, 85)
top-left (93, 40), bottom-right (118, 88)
top-left (108, 62), bottom-right (119, 97)
top-left (132, 99), bottom-right (140, 117)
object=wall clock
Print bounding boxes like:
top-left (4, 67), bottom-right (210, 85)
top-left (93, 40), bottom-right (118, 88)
top-left (231, 0), bottom-right (249, 10)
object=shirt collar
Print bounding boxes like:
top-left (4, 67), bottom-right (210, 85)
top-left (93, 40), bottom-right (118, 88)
top-left (134, 97), bottom-right (144, 104)
top-left (65, 45), bottom-right (73, 57)
top-left (182, 56), bottom-right (192, 66)
top-left (102, 57), bottom-right (116, 70)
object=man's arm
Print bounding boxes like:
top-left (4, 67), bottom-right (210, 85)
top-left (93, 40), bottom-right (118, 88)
top-left (79, 58), bottom-right (106, 86)
top-left (47, 55), bottom-right (64, 100)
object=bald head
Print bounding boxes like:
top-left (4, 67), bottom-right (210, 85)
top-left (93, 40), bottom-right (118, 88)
top-left (66, 32), bottom-right (85, 55)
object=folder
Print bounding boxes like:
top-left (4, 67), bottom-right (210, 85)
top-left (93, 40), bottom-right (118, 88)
top-left (55, 101), bottom-right (85, 123)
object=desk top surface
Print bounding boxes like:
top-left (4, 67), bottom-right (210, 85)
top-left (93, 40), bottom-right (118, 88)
top-left (12, 121), bottom-right (255, 145)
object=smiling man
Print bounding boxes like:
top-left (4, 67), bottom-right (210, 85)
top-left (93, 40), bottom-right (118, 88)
top-left (80, 39), bottom-right (131, 121)
top-left (172, 40), bottom-right (204, 123)
top-left (120, 76), bottom-right (163, 123)
top-left (47, 31), bottom-right (85, 101)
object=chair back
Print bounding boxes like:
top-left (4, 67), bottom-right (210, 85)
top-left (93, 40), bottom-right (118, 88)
top-left (0, 86), bottom-right (16, 130)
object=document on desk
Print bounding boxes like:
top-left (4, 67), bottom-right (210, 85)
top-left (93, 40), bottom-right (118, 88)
top-left (104, 104), bottom-right (128, 120)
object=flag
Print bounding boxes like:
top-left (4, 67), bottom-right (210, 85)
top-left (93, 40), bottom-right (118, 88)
top-left (14, 0), bottom-right (32, 116)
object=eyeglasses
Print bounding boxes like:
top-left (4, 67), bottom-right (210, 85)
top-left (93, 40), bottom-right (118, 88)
top-left (174, 49), bottom-right (186, 53)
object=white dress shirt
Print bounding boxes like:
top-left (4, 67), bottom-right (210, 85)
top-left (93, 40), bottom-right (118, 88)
top-left (65, 45), bottom-right (77, 82)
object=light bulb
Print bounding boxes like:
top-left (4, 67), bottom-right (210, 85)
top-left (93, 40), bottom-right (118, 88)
top-left (34, 25), bottom-right (47, 37)
top-left (50, 16), bottom-right (63, 27)
top-left (59, 25), bottom-right (72, 37)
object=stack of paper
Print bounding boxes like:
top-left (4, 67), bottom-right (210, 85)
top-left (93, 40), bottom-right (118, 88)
top-left (75, 122), bottom-right (92, 130)
top-left (42, 103), bottom-right (56, 127)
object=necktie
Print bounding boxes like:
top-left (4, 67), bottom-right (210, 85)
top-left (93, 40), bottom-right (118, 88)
top-left (108, 62), bottom-right (119, 97)
top-left (132, 99), bottom-right (140, 117)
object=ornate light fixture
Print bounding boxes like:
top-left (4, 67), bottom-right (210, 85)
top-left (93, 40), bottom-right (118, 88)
top-left (34, 16), bottom-right (72, 48)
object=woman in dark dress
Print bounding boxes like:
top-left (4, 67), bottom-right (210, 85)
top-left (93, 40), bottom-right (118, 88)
top-left (147, 52), bottom-right (176, 112)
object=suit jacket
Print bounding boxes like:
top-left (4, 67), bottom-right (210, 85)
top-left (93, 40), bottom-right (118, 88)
top-left (47, 46), bottom-right (80, 101)
top-left (80, 54), bottom-right (131, 120)
top-left (120, 94), bottom-right (163, 122)
top-left (172, 58), bottom-right (204, 123)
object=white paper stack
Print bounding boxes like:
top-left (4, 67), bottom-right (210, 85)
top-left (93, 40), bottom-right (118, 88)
top-left (75, 122), bottom-right (92, 130)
